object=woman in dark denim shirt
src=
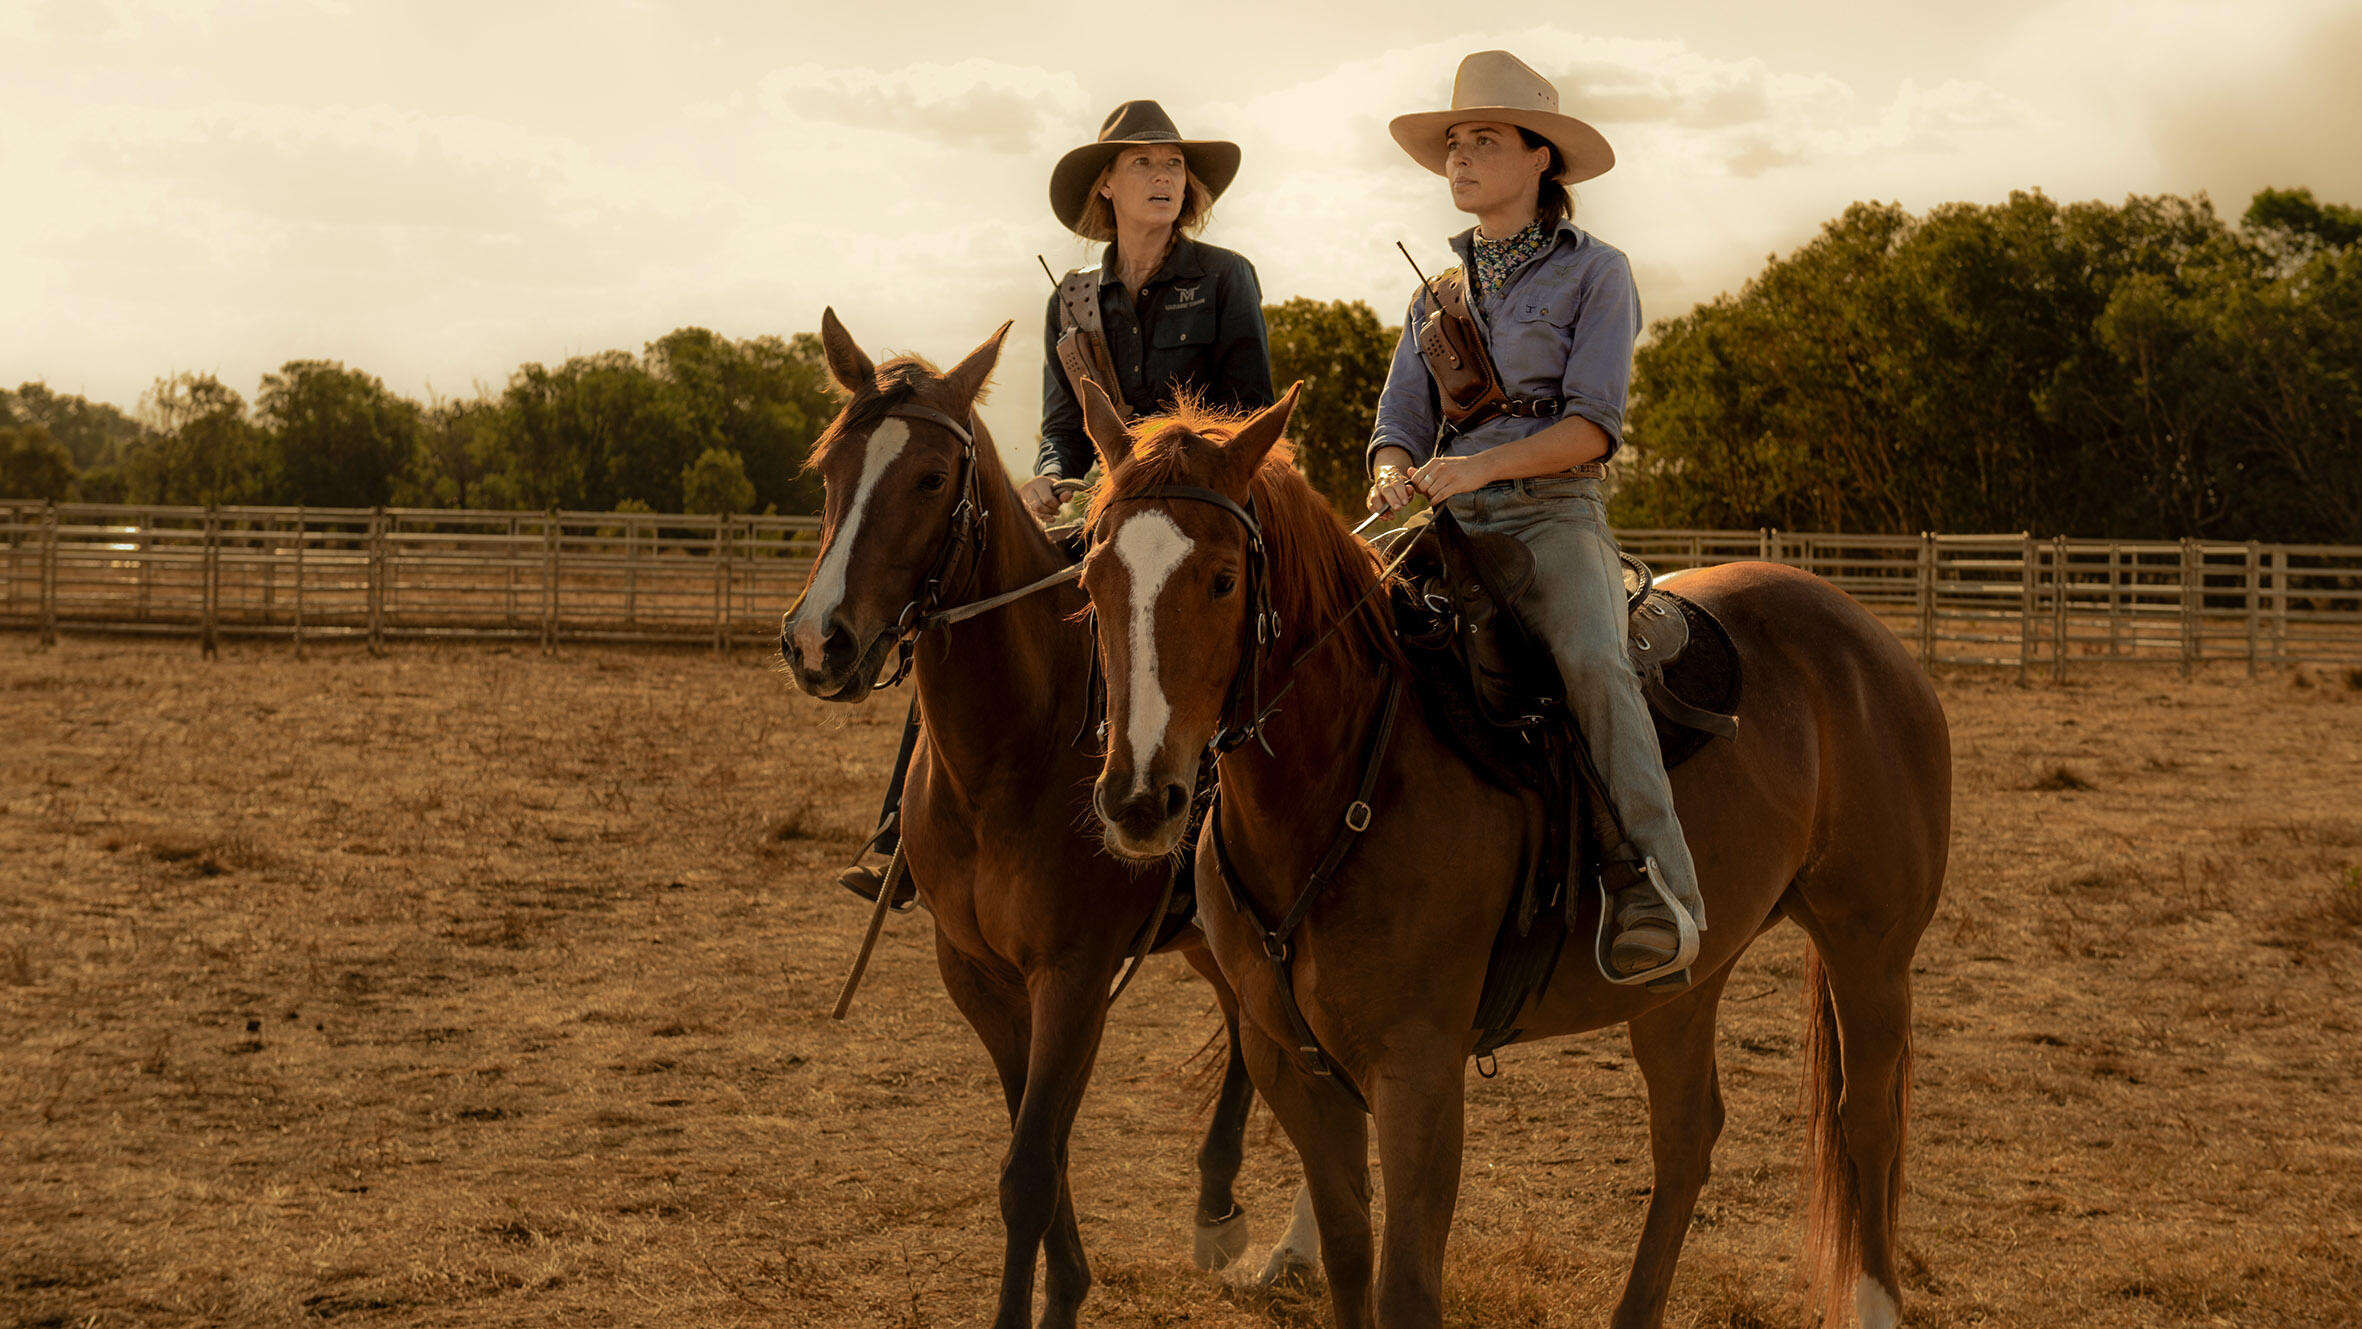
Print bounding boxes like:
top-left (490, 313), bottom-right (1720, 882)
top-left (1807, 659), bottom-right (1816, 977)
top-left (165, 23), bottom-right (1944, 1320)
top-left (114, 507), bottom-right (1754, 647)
top-left (842, 102), bottom-right (1273, 904)
top-left (1368, 52), bottom-right (1705, 987)
top-left (1022, 100), bottom-right (1275, 520)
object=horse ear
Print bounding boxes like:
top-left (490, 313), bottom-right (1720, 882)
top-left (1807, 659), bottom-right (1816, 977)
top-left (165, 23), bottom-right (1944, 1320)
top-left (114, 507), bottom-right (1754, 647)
top-left (942, 320), bottom-right (1013, 413)
top-left (1220, 381), bottom-right (1303, 485)
top-left (1078, 377), bottom-right (1133, 470)
top-left (819, 307), bottom-right (876, 395)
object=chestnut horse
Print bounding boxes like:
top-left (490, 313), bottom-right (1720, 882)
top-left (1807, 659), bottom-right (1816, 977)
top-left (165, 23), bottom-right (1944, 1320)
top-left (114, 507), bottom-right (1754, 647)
top-left (1069, 381), bottom-right (1951, 1329)
top-left (778, 314), bottom-right (1301, 1329)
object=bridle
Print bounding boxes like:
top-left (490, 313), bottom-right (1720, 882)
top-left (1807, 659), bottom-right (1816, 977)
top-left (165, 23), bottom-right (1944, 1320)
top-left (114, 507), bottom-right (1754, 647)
top-left (1089, 484), bottom-right (1284, 759)
top-left (1089, 478), bottom-right (1408, 1109)
top-left (789, 399), bottom-right (1083, 693)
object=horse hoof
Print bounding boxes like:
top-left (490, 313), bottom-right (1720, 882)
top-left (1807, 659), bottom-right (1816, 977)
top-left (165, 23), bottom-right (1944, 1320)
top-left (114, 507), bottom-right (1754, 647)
top-left (1252, 1248), bottom-right (1320, 1292)
top-left (1193, 1207), bottom-right (1250, 1271)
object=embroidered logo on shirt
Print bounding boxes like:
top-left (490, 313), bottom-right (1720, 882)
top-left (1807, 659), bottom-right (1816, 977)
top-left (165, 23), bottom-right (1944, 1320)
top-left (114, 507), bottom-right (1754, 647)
top-left (1166, 283), bottom-right (1206, 310)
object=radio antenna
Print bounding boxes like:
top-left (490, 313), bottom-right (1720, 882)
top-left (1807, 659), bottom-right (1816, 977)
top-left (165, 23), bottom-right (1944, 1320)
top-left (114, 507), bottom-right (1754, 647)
top-left (1396, 241), bottom-right (1449, 314)
top-left (1036, 254), bottom-right (1059, 288)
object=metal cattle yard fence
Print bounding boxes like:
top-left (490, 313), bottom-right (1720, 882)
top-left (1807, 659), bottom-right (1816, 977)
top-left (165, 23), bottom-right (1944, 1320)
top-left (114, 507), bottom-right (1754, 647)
top-left (6, 501), bottom-right (2361, 675)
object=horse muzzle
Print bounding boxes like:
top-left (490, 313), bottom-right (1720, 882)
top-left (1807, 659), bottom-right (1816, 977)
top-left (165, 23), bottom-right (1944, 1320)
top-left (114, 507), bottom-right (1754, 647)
top-left (781, 612), bottom-right (895, 702)
top-left (1092, 770), bottom-right (1191, 861)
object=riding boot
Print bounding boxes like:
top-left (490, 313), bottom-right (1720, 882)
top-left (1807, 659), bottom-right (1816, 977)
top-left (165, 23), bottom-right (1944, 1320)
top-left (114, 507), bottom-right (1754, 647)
top-left (837, 702), bottom-right (920, 910)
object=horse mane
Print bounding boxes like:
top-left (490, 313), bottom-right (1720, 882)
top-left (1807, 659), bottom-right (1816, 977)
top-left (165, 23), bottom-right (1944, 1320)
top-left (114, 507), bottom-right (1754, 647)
top-left (1089, 399), bottom-right (1403, 670)
top-left (805, 356), bottom-right (944, 471)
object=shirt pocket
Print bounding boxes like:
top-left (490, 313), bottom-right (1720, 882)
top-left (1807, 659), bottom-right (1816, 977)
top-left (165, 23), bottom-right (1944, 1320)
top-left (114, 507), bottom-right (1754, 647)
top-left (1511, 293), bottom-right (1579, 327)
top-left (1151, 307), bottom-right (1217, 351)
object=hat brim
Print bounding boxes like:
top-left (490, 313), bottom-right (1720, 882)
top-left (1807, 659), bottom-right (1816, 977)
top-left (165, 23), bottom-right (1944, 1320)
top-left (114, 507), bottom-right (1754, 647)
top-left (1387, 108), bottom-right (1613, 185)
top-left (1050, 138), bottom-right (1241, 234)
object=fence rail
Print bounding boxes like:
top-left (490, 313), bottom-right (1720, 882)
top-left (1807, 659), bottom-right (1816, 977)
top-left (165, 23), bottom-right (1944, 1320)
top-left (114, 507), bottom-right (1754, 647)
top-left (6, 501), bottom-right (2361, 670)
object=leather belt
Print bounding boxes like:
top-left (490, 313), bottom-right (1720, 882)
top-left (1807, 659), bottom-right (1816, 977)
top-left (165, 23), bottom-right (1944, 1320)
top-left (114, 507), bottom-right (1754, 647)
top-left (1499, 395), bottom-right (1564, 418)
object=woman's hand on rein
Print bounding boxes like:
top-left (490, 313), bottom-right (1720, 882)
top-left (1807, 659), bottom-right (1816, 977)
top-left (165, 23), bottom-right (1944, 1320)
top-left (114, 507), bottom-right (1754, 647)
top-left (1366, 464), bottom-right (1421, 515)
top-left (1018, 475), bottom-right (1063, 523)
top-left (1408, 454), bottom-right (1492, 507)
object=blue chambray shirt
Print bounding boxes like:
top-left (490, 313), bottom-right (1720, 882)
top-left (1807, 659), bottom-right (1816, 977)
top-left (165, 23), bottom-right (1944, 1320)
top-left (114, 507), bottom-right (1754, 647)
top-left (1368, 218), bottom-right (1643, 469)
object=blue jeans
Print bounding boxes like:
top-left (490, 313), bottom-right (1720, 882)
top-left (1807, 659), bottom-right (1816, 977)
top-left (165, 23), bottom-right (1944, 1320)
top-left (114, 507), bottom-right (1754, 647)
top-left (1444, 475), bottom-right (1704, 924)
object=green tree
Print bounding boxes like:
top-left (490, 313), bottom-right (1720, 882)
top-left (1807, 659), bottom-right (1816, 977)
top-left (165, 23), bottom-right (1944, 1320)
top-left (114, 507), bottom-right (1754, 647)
top-left (0, 423), bottom-right (77, 501)
top-left (1263, 298), bottom-right (1400, 513)
top-left (257, 360), bottom-right (424, 507)
top-left (681, 447), bottom-right (757, 515)
top-left (402, 394), bottom-right (503, 509)
top-left (1613, 188), bottom-right (2361, 542)
top-left (4, 383), bottom-right (147, 470)
top-left (127, 373), bottom-right (274, 505)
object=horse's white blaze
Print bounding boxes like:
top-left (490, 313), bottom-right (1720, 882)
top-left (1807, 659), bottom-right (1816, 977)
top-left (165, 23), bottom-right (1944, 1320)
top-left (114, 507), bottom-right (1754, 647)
top-left (1856, 1275), bottom-right (1900, 1329)
top-left (1110, 510), bottom-right (1193, 791)
top-left (793, 420), bottom-right (911, 659)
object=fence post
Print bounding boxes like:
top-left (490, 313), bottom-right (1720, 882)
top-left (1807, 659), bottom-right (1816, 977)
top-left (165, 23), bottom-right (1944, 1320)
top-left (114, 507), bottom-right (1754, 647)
top-left (506, 513), bottom-right (521, 626)
top-left (2245, 541), bottom-right (2261, 677)
top-left (39, 500), bottom-right (58, 647)
top-left (2052, 535), bottom-right (2069, 684)
top-left (2017, 533), bottom-right (2034, 683)
top-left (541, 507), bottom-right (559, 655)
top-left (367, 505), bottom-right (386, 657)
top-left (201, 504), bottom-right (220, 659)
top-left (2178, 537), bottom-right (2198, 680)
top-left (1916, 532), bottom-right (1936, 668)
top-left (712, 513), bottom-right (731, 653)
top-left (625, 515), bottom-right (639, 627)
top-left (293, 509), bottom-right (306, 660)
top-left (2270, 546), bottom-right (2288, 665)
top-left (2106, 542), bottom-right (2122, 658)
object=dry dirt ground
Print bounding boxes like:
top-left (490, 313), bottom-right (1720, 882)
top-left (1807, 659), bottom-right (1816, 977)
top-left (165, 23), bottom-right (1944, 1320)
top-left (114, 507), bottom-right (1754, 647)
top-left (3, 635), bottom-right (2358, 1329)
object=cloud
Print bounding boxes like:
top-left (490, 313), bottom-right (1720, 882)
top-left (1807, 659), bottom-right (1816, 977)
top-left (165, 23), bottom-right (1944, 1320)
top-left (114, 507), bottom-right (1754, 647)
top-left (750, 58), bottom-right (1092, 155)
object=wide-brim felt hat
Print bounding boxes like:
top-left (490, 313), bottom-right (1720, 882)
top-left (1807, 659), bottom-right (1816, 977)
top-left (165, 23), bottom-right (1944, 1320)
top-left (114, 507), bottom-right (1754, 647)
top-left (1388, 50), bottom-right (1614, 185)
top-left (1049, 100), bottom-right (1241, 234)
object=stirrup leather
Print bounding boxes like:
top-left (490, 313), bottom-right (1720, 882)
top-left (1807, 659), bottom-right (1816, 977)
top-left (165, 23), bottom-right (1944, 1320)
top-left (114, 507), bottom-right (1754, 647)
top-left (1593, 856), bottom-right (1700, 987)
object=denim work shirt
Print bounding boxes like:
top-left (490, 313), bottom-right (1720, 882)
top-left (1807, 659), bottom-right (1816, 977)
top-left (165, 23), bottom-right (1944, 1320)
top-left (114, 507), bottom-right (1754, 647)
top-left (1368, 218), bottom-right (1642, 470)
top-left (1036, 235), bottom-right (1276, 478)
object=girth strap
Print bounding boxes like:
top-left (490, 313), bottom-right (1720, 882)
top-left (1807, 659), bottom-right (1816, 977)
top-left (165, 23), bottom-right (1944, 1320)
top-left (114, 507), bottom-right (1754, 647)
top-left (1207, 668), bottom-right (1405, 1114)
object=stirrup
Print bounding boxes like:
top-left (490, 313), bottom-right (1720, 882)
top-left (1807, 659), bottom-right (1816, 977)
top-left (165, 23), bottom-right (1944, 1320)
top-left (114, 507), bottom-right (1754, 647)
top-left (1594, 856), bottom-right (1700, 988)
top-left (836, 863), bottom-right (917, 912)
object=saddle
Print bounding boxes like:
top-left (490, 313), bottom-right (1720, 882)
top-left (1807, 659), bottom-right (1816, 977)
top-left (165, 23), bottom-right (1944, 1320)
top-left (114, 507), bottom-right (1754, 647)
top-left (1381, 508), bottom-right (1742, 1055)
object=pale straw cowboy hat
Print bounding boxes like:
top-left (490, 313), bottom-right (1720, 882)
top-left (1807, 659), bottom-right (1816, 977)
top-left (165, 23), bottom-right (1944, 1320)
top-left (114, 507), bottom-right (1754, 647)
top-left (1049, 100), bottom-right (1241, 234)
top-left (1388, 50), bottom-right (1615, 184)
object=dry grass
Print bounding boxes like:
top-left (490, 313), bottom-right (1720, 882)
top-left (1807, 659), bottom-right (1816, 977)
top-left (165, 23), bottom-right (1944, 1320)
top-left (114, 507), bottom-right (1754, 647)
top-left (2, 637), bottom-right (2358, 1327)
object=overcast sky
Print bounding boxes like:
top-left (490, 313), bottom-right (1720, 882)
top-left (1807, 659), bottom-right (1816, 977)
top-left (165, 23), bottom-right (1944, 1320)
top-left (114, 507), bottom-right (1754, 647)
top-left (7, 0), bottom-right (2359, 470)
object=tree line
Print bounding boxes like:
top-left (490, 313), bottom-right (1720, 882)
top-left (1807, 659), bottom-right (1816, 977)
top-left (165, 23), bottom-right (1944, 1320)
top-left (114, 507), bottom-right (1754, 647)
top-left (6, 187), bottom-right (2358, 541)
top-left (1, 327), bottom-right (840, 516)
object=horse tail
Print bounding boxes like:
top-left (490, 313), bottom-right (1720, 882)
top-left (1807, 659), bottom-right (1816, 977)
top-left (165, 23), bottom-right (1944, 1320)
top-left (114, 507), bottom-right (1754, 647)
top-left (1798, 943), bottom-right (1858, 1328)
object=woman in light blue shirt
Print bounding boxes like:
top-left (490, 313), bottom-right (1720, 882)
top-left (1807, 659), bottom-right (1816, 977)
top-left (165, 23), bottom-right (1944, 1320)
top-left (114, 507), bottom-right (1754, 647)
top-left (1367, 51), bottom-right (1704, 987)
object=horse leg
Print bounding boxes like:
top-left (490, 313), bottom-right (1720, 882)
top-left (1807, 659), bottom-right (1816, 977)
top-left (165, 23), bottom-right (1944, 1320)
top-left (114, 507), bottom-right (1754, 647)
top-left (1808, 940), bottom-right (1915, 1329)
top-left (934, 938), bottom-right (1050, 1323)
top-left (1609, 965), bottom-right (1734, 1329)
top-left (1369, 1042), bottom-right (1466, 1329)
top-left (1184, 943), bottom-right (1256, 1271)
top-left (999, 971), bottom-right (1111, 1329)
top-left (1241, 1020), bottom-right (1374, 1329)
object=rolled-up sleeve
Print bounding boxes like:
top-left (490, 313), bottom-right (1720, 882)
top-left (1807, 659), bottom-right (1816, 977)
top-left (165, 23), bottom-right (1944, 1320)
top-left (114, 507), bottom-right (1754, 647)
top-left (1036, 288), bottom-right (1087, 478)
top-left (1368, 292), bottom-right (1439, 469)
top-left (1557, 252), bottom-right (1643, 459)
top-left (1213, 257), bottom-right (1276, 411)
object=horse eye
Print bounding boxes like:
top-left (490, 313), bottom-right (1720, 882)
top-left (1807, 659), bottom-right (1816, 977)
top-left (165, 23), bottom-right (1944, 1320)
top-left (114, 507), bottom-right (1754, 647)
top-left (1210, 571), bottom-right (1238, 597)
top-left (916, 472), bottom-right (948, 494)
